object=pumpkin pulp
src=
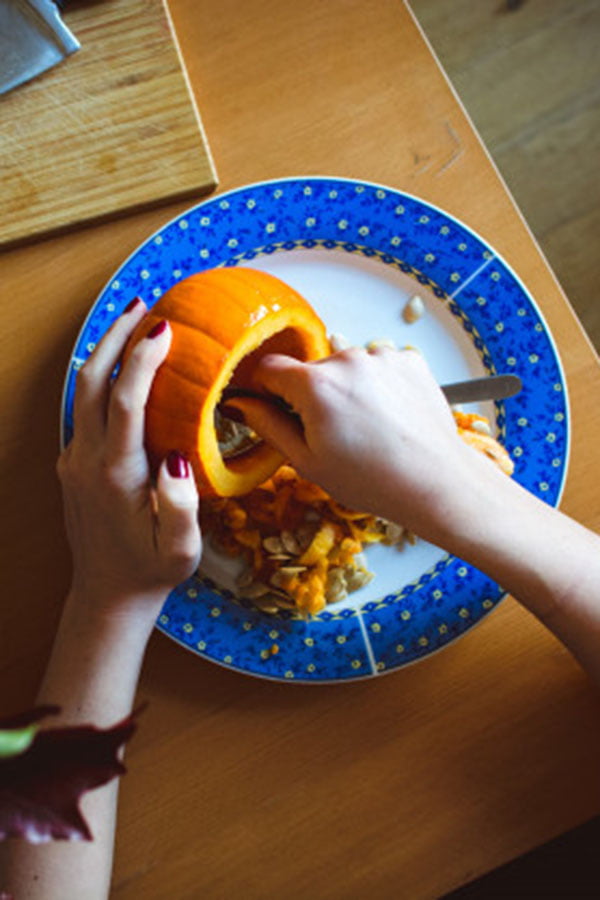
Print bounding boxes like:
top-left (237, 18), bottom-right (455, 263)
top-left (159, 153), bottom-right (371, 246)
top-left (123, 267), bottom-right (330, 496)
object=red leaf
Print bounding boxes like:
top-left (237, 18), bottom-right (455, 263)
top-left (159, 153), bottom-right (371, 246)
top-left (0, 707), bottom-right (143, 843)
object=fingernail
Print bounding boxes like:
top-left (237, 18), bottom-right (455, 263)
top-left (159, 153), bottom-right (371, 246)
top-left (166, 450), bottom-right (189, 478)
top-left (123, 297), bottom-right (142, 314)
top-left (146, 319), bottom-right (168, 340)
top-left (219, 404), bottom-right (246, 425)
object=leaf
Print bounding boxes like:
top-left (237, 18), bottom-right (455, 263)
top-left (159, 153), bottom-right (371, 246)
top-left (0, 706), bottom-right (62, 760)
top-left (0, 707), bottom-right (142, 843)
top-left (0, 726), bottom-right (38, 760)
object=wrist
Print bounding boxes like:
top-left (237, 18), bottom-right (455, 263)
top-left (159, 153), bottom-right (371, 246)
top-left (63, 584), bottom-right (167, 645)
top-left (37, 589), bottom-right (162, 727)
top-left (379, 442), bottom-right (497, 549)
top-left (424, 451), bottom-right (507, 551)
top-left (405, 450), bottom-right (570, 623)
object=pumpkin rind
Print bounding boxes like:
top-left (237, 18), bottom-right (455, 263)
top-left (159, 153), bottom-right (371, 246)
top-left (124, 267), bottom-right (330, 496)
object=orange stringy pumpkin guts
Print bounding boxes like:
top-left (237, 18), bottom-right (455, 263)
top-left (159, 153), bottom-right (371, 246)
top-left (123, 267), bottom-right (330, 496)
top-left (454, 411), bottom-right (514, 476)
top-left (202, 412), bottom-right (514, 617)
top-left (202, 465), bottom-right (411, 617)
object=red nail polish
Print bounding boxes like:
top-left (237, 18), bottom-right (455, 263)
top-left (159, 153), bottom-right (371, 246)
top-left (147, 319), bottom-right (168, 339)
top-left (167, 450), bottom-right (189, 478)
top-left (123, 297), bottom-right (142, 314)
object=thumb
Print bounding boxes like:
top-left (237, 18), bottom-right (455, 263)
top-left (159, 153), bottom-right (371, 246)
top-left (223, 397), bottom-right (308, 466)
top-left (155, 452), bottom-right (202, 578)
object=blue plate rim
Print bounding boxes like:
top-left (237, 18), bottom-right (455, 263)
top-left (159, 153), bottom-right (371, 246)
top-left (60, 175), bottom-right (571, 682)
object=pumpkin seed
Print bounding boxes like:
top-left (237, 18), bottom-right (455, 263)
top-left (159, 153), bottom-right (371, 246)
top-left (325, 582), bottom-right (348, 603)
top-left (402, 294), bottom-right (425, 324)
top-left (471, 419), bottom-right (492, 435)
top-left (269, 571), bottom-right (287, 589)
top-left (295, 523), bottom-right (315, 549)
top-left (215, 408), bottom-right (261, 458)
top-left (254, 599), bottom-right (280, 615)
top-left (279, 566), bottom-right (307, 576)
top-left (274, 597), bottom-right (296, 610)
top-left (345, 567), bottom-right (374, 592)
top-left (329, 332), bottom-right (351, 352)
top-left (353, 550), bottom-right (366, 565)
top-left (281, 530), bottom-right (301, 556)
top-left (383, 521), bottom-right (404, 544)
top-left (263, 535), bottom-right (284, 554)
top-left (326, 566), bottom-right (346, 587)
top-left (366, 338), bottom-right (396, 352)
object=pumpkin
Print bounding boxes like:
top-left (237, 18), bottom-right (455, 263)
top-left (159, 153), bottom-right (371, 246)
top-left (124, 267), bottom-right (330, 496)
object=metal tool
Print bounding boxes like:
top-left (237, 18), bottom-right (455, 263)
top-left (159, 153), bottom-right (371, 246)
top-left (439, 373), bottom-right (522, 405)
top-left (220, 373), bottom-right (523, 417)
top-left (0, 0), bottom-right (80, 96)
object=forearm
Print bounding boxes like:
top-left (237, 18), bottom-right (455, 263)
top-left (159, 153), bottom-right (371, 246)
top-left (2, 592), bottom-right (161, 900)
top-left (410, 454), bottom-right (600, 684)
top-left (37, 591), bottom-right (158, 725)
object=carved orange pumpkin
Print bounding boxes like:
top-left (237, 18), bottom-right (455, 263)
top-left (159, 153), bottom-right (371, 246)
top-left (124, 267), bottom-right (330, 496)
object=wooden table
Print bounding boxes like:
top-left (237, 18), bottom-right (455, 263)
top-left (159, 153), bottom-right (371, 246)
top-left (2, 1), bottom-right (599, 896)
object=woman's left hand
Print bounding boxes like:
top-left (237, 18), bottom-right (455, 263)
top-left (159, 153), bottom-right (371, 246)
top-left (57, 299), bottom-right (201, 628)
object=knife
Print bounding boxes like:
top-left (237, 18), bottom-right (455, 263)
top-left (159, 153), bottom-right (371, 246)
top-left (0, 0), bottom-right (80, 96)
top-left (220, 374), bottom-right (523, 418)
top-left (439, 373), bottom-right (522, 405)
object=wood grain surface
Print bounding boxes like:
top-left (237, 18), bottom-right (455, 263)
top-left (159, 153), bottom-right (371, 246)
top-left (0, 1), bottom-right (599, 898)
top-left (0, 0), bottom-right (216, 248)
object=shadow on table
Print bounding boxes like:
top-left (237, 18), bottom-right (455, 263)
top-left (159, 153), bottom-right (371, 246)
top-left (442, 815), bottom-right (600, 899)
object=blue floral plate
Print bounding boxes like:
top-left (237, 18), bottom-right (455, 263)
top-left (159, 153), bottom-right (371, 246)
top-left (61, 177), bottom-right (569, 682)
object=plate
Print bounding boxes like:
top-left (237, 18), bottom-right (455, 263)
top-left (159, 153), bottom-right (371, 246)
top-left (61, 177), bottom-right (569, 682)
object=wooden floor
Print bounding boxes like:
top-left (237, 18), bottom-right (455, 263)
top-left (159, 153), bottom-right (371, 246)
top-left (410, 0), bottom-right (600, 351)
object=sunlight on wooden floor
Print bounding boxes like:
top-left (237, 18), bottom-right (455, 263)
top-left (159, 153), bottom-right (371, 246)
top-left (410, 0), bottom-right (600, 350)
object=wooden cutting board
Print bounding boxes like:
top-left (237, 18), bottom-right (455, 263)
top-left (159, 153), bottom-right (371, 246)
top-left (0, 0), bottom-right (217, 248)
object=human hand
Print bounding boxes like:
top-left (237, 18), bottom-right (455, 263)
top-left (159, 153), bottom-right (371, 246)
top-left (233, 347), bottom-right (490, 541)
top-left (57, 299), bottom-right (201, 629)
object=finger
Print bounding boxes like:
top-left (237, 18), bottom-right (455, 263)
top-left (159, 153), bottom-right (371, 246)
top-left (106, 319), bottom-right (171, 463)
top-left (155, 452), bottom-right (202, 578)
top-left (74, 298), bottom-right (147, 445)
top-left (223, 396), bottom-right (308, 466)
top-left (251, 354), bottom-right (314, 407)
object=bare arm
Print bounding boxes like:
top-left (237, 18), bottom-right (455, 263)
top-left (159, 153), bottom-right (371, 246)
top-left (238, 347), bottom-right (600, 684)
top-left (418, 441), bottom-right (600, 681)
top-left (1, 302), bottom-right (201, 899)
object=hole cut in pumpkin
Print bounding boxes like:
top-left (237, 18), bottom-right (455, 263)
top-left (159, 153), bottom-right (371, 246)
top-left (216, 326), bottom-right (309, 461)
top-left (227, 326), bottom-right (311, 390)
top-left (123, 267), bottom-right (330, 496)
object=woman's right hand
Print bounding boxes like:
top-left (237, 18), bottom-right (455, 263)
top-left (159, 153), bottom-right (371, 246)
top-left (232, 347), bottom-right (489, 540)
top-left (237, 348), bottom-right (600, 692)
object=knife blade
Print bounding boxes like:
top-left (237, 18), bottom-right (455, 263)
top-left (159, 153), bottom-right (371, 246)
top-left (439, 373), bottom-right (522, 406)
top-left (0, 0), bottom-right (80, 96)
top-left (220, 373), bottom-right (523, 417)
